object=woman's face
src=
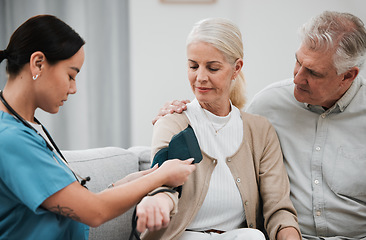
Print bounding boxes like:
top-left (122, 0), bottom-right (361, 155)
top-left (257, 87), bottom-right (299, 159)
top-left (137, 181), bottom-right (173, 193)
top-left (36, 47), bottom-right (85, 114)
top-left (187, 42), bottom-right (239, 114)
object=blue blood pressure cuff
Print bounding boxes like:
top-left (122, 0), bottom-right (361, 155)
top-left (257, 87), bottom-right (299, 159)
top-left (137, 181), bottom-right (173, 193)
top-left (151, 125), bottom-right (202, 197)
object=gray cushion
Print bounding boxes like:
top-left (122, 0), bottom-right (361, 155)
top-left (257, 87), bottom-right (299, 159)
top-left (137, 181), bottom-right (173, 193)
top-left (63, 147), bottom-right (139, 240)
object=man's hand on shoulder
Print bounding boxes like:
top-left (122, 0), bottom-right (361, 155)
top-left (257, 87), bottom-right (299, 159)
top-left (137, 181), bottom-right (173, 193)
top-left (152, 100), bottom-right (190, 125)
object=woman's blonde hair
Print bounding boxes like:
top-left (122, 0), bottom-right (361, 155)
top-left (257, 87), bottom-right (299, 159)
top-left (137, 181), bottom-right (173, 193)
top-left (186, 18), bottom-right (246, 109)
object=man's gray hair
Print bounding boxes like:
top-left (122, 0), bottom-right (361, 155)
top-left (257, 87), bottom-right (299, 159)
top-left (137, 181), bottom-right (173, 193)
top-left (299, 11), bottom-right (366, 74)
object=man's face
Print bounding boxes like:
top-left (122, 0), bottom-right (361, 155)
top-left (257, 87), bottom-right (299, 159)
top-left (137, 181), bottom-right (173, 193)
top-left (293, 44), bottom-right (349, 108)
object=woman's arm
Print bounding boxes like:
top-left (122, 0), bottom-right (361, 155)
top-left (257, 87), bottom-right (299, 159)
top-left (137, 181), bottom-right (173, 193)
top-left (258, 120), bottom-right (301, 239)
top-left (132, 113), bottom-right (190, 232)
top-left (42, 158), bottom-right (195, 227)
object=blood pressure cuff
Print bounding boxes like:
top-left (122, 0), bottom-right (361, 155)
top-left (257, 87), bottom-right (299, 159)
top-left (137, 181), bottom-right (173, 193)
top-left (151, 125), bottom-right (202, 197)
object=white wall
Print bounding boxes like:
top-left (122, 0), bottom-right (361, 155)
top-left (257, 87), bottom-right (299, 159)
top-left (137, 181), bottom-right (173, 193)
top-left (129, 0), bottom-right (366, 146)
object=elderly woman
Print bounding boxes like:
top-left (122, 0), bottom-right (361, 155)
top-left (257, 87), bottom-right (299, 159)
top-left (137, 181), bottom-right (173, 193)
top-left (136, 18), bottom-right (301, 240)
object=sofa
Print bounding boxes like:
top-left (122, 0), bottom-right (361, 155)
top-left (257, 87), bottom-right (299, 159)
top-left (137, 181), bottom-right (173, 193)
top-left (63, 146), bottom-right (152, 240)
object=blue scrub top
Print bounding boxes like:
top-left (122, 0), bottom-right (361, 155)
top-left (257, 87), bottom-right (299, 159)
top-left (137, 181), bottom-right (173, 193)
top-left (0, 111), bottom-right (89, 240)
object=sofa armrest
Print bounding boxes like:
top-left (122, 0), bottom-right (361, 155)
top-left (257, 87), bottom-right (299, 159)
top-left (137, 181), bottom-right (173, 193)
top-left (128, 146), bottom-right (151, 171)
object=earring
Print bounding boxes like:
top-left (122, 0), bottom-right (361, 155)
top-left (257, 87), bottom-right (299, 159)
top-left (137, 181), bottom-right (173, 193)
top-left (32, 75), bottom-right (39, 80)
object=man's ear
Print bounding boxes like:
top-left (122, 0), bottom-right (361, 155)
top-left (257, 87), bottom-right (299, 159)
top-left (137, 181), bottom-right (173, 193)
top-left (342, 66), bottom-right (359, 86)
top-left (29, 51), bottom-right (45, 77)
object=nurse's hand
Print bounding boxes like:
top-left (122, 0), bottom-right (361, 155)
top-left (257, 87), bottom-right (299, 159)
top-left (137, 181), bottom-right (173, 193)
top-left (157, 158), bottom-right (196, 187)
top-left (136, 193), bottom-right (173, 233)
top-left (152, 99), bottom-right (190, 125)
top-left (115, 158), bottom-right (195, 188)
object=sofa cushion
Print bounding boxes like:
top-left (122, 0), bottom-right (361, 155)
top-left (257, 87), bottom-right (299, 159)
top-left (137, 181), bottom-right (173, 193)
top-left (63, 147), bottom-right (139, 240)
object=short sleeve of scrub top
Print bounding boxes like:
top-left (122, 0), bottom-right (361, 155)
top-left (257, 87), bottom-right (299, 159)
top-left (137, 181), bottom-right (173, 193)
top-left (0, 113), bottom-right (88, 240)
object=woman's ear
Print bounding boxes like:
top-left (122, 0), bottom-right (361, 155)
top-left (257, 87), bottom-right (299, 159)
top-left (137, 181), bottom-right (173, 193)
top-left (29, 51), bottom-right (45, 79)
top-left (233, 58), bottom-right (243, 78)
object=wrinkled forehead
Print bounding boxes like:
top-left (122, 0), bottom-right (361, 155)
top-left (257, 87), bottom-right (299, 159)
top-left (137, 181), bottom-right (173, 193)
top-left (296, 44), bottom-right (337, 71)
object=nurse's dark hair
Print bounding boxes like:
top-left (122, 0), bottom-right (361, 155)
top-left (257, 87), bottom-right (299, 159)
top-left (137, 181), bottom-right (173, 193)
top-left (0, 14), bottom-right (85, 77)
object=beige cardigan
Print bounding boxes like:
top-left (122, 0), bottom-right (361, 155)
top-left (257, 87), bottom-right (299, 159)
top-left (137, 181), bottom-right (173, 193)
top-left (142, 111), bottom-right (300, 240)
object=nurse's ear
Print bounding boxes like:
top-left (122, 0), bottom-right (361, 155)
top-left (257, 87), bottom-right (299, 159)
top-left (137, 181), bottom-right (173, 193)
top-left (29, 51), bottom-right (45, 80)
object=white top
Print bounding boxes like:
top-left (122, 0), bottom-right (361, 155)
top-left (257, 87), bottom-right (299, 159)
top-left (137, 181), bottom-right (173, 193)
top-left (184, 98), bottom-right (245, 231)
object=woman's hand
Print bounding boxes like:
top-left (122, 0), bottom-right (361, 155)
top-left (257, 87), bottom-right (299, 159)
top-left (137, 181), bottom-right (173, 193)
top-left (157, 158), bottom-right (196, 187)
top-left (152, 99), bottom-right (190, 125)
top-left (276, 227), bottom-right (301, 240)
top-left (136, 193), bottom-right (173, 233)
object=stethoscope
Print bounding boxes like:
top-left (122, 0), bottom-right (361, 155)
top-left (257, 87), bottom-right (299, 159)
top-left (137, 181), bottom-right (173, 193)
top-left (0, 90), bottom-right (90, 188)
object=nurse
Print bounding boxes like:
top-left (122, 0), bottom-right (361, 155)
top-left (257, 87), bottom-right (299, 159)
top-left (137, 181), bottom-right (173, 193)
top-left (0, 14), bottom-right (195, 240)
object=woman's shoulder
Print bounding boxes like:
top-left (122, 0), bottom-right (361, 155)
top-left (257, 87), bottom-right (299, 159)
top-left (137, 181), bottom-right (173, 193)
top-left (238, 110), bottom-right (277, 139)
top-left (0, 115), bottom-right (27, 140)
top-left (0, 114), bottom-right (40, 150)
top-left (239, 110), bottom-right (271, 125)
top-left (154, 112), bottom-right (190, 131)
top-left (152, 112), bottom-right (190, 139)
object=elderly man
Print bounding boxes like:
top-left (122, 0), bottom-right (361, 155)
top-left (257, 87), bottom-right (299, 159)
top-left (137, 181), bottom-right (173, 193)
top-left (155, 11), bottom-right (366, 239)
top-left (245, 11), bottom-right (366, 239)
